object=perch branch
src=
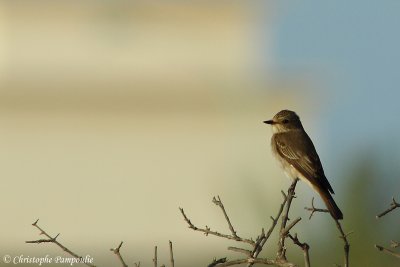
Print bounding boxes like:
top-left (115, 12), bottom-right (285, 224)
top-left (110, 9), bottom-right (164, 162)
top-left (277, 178), bottom-right (299, 261)
top-left (181, 188), bottom-right (300, 267)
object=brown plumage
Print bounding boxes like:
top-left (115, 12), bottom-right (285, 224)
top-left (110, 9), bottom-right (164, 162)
top-left (264, 110), bottom-right (343, 220)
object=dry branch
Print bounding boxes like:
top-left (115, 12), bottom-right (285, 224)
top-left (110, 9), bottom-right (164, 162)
top-left (375, 245), bottom-right (400, 259)
top-left (288, 233), bottom-right (310, 267)
top-left (376, 197), bottom-right (400, 219)
top-left (110, 241), bottom-right (128, 267)
top-left (277, 179), bottom-right (299, 261)
top-left (180, 181), bottom-right (307, 267)
top-left (179, 200), bottom-right (255, 246)
top-left (375, 196), bottom-right (400, 260)
top-left (27, 219), bottom-right (174, 267)
top-left (25, 219), bottom-right (96, 267)
top-left (305, 199), bottom-right (351, 267)
top-left (304, 197), bottom-right (329, 219)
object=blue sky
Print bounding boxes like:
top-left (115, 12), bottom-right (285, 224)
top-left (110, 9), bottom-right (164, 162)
top-left (271, 1), bottom-right (400, 179)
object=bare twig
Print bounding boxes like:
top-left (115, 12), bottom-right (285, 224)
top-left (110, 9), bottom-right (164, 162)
top-left (375, 245), bottom-right (400, 259)
top-left (250, 190), bottom-right (288, 260)
top-left (110, 241), bottom-right (128, 267)
top-left (288, 233), bottom-right (310, 267)
top-left (228, 247), bottom-right (252, 256)
top-left (277, 178), bottom-right (299, 261)
top-left (208, 257), bottom-right (297, 267)
top-left (169, 241), bottom-right (175, 267)
top-left (208, 258), bottom-right (227, 267)
top-left (153, 246), bottom-right (157, 267)
top-left (213, 196), bottom-right (239, 238)
top-left (305, 200), bottom-right (351, 267)
top-left (376, 197), bottom-right (400, 219)
top-left (179, 202), bottom-right (255, 246)
top-left (181, 189), bottom-right (300, 267)
top-left (304, 197), bottom-right (329, 219)
top-left (282, 217), bottom-right (302, 237)
top-left (375, 196), bottom-right (400, 260)
top-left (335, 220), bottom-right (351, 267)
top-left (26, 219), bottom-right (96, 267)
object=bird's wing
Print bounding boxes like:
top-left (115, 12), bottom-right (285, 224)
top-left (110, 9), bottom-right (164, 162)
top-left (273, 131), bottom-right (334, 194)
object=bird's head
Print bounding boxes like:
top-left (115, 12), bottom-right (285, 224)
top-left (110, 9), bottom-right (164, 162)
top-left (264, 110), bottom-right (303, 133)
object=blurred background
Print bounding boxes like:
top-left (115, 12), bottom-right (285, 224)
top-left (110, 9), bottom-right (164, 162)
top-left (1, 1), bottom-right (400, 266)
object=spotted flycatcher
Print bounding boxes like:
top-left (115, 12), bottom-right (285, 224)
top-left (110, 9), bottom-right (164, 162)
top-left (264, 110), bottom-right (343, 220)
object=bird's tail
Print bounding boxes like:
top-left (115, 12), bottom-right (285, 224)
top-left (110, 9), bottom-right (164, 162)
top-left (317, 188), bottom-right (343, 220)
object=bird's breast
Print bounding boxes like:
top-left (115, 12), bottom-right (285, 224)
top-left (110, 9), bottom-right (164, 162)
top-left (270, 137), bottom-right (299, 180)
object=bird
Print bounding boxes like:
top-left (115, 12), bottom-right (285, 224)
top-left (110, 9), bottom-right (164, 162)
top-left (264, 110), bottom-right (343, 220)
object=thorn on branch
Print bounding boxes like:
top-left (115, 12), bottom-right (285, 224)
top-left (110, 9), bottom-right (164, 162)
top-left (26, 220), bottom-right (96, 267)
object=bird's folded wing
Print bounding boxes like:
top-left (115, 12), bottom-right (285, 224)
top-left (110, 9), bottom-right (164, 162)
top-left (273, 132), bottom-right (334, 194)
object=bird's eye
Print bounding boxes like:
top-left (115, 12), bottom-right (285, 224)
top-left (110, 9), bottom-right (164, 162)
top-left (282, 119), bottom-right (289, 124)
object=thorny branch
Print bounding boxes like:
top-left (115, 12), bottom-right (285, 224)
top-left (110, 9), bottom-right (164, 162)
top-left (180, 180), bottom-right (309, 267)
top-left (335, 220), bottom-right (351, 267)
top-left (213, 196), bottom-right (239, 239)
top-left (305, 199), bottom-right (351, 267)
top-left (179, 196), bottom-right (255, 246)
top-left (25, 219), bottom-right (96, 267)
top-left (288, 233), bottom-right (310, 267)
top-left (304, 197), bottom-right (329, 219)
top-left (375, 196), bottom-right (400, 260)
top-left (27, 219), bottom-right (174, 267)
top-left (277, 179), bottom-right (299, 261)
top-left (249, 190), bottom-right (288, 260)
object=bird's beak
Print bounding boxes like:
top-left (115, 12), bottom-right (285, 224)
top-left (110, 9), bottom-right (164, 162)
top-left (263, 120), bottom-right (275, 125)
